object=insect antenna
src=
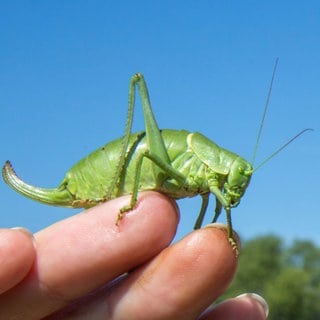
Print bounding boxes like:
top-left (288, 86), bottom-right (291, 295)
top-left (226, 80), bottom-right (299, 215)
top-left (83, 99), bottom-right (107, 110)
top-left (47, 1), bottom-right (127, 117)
top-left (251, 58), bottom-right (279, 167)
top-left (253, 128), bottom-right (313, 172)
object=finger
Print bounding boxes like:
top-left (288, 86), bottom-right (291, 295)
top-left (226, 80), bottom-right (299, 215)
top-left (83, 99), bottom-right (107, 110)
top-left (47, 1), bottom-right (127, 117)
top-left (110, 225), bottom-right (238, 320)
top-left (0, 191), bottom-right (179, 320)
top-left (52, 225), bottom-right (238, 320)
top-left (199, 293), bottom-right (269, 320)
top-left (0, 228), bottom-right (35, 294)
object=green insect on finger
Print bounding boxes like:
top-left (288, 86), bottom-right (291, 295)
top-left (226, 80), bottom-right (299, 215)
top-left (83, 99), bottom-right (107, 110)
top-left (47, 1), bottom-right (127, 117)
top-left (2, 64), bottom-right (311, 255)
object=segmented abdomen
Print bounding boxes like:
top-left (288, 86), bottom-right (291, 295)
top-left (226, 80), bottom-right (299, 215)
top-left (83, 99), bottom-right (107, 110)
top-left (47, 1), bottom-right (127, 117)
top-left (59, 129), bottom-right (212, 204)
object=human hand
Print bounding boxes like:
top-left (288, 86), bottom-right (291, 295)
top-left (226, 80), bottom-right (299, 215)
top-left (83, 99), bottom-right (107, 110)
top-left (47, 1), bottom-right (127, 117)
top-left (0, 191), bottom-right (268, 319)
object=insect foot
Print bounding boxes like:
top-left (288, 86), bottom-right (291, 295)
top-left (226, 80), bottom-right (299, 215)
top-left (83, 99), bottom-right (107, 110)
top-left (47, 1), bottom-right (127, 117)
top-left (116, 203), bottom-right (136, 226)
top-left (205, 224), bottom-right (240, 257)
top-left (228, 237), bottom-right (240, 257)
top-left (227, 227), bottom-right (240, 257)
top-left (115, 211), bottom-right (124, 226)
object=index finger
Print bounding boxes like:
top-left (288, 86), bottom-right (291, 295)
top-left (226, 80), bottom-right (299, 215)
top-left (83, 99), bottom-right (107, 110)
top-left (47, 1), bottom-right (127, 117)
top-left (0, 191), bottom-right (179, 320)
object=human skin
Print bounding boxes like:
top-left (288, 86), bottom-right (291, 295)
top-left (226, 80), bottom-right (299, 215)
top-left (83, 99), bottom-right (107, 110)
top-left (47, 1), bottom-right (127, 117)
top-left (0, 191), bottom-right (267, 319)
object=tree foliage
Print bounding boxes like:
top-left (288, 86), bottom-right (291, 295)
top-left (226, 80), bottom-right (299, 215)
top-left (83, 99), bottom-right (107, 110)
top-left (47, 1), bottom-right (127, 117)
top-left (219, 235), bottom-right (320, 319)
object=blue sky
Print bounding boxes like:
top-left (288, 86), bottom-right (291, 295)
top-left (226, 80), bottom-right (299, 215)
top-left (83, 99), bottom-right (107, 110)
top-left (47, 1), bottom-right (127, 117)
top-left (1, 1), bottom-right (319, 246)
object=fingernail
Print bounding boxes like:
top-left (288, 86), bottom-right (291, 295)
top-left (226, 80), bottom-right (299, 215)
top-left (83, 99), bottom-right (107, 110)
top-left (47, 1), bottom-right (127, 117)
top-left (11, 227), bottom-right (35, 242)
top-left (236, 293), bottom-right (269, 318)
top-left (203, 222), bottom-right (228, 231)
top-left (203, 223), bottom-right (241, 252)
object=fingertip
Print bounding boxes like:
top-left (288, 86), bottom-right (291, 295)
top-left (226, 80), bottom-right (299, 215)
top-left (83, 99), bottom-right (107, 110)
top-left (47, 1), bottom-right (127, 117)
top-left (10, 227), bottom-right (35, 243)
top-left (92, 191), bottom-right (180, 241)
top-left (0, 228), bottom-right (36, 294)
top-left (83, 191), bottom-right (179, 230)
top-left (136, 191), bottom-right (180, 227)
top-left (200, 293), bottom-right (268, 320)
top-left (116, 191), bottom-right (180, 251)
top-left (236, 293), bottom-right (269, 318)
top-left (200, 224), bottom-right (240, 262)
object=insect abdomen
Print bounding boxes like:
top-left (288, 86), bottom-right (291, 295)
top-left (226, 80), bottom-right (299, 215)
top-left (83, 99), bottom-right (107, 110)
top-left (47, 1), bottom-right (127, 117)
top-left (61, 132), bottom-right (146, 202)
top-left (62, 129), bottom-right (209, 203)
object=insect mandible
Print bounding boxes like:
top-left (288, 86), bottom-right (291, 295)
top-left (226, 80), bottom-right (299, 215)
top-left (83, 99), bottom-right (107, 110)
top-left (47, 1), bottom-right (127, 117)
top-left (2, 60), bottom-right (310, 254)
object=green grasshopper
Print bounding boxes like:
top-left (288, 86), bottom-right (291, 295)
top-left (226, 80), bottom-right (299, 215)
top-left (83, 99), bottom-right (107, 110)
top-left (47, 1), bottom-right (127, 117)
top-left (2, 63), bottom-right (310, 253)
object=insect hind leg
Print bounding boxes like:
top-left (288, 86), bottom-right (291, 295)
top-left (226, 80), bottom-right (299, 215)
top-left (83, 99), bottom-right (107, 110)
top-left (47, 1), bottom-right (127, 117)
top-left (116, 150), bottom-right (186, 225)
top-left (115, 153), bottom-right (144, 225)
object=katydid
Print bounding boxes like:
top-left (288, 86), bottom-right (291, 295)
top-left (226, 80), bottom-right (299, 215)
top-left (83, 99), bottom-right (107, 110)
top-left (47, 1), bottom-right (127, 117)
top-left (2, 65), bottom-right (310, 253)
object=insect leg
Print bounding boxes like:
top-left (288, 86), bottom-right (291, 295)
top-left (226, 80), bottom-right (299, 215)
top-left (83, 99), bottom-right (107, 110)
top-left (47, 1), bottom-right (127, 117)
top-left (134, 74), bottom-right (171, 165)
top-left (115, 74), bottom-right (185, 225)
top-left (106, 75), bottom-right (138, 199)
top-left (116, 152), bottom-right (144, 225)
top-left (144, 151), bottom-right (186, 183)
top-left (209, 185), bottom-right (238, 254)
top-left (212, 200), bottom-right (222, 223)
top-left (193, 193), bottom-right (209, 229)
top-left (116, 150), bottom-right (186, 224)
top-left (106, 73), bottom-right (170, 200)
top-left (225, 208), bottom-right (239, 256)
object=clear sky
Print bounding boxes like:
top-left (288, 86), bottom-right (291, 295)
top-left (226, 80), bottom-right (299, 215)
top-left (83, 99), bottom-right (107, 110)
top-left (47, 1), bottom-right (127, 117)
top-left (1, 1), bottom-right (319, 246)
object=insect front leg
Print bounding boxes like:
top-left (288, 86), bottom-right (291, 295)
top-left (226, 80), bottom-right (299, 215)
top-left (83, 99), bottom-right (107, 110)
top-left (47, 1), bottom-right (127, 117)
top-left (224, 207), bottom-right (238, 255)
top-left (209, 185), bottom-right (238, 255)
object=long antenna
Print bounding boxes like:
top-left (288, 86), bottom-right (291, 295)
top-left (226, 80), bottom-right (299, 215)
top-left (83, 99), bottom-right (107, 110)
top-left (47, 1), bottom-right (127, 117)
top-left (251, 58), bottom-right (279, 166)
top-left (253, 128), bottom-right (313, 172)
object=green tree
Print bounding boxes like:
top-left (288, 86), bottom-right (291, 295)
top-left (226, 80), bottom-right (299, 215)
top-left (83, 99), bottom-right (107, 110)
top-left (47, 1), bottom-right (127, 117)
top-left (265, 267), bottom-right (316, 319)
top-left (218, 235), bottom-right (320, 319)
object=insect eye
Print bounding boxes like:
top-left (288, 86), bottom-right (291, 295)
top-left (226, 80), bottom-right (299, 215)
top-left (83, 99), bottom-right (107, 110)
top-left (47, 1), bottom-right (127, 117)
top-left (238, 166), bottom-right (244, 174)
